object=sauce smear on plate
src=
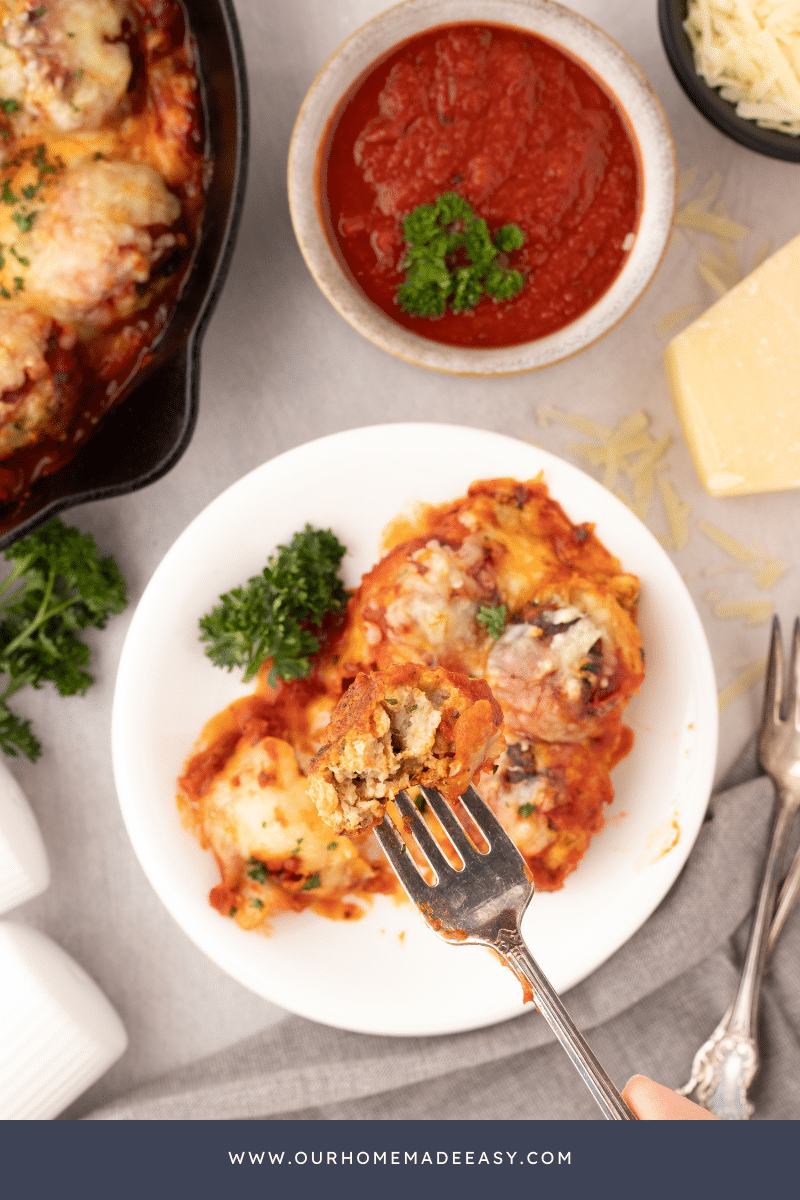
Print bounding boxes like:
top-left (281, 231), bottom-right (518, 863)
top-left (320, 23), bottom-right (641, 347)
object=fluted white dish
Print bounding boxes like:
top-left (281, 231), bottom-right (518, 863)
top-left (0, 760), bottom-right (49, 916)
top-left (0, 922), bottom-right (127, 1119)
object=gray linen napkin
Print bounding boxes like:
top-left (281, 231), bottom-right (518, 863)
top-left (85, 741), bottom-right (800, 1121)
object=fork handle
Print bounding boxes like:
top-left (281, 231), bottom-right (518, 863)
top-left (728, 789), bottom-right (797, 1037)
top-left (502, 934), bottom-right (636, 1120)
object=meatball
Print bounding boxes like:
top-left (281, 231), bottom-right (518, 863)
top-left (479, 738), bottom-right (615, 890)
top-left (0, 0), bottom-right (132, 137)
top-left (332, 534), bottom-right (499, 679)
top-left (485, 587), bottom-right (644, 743)
top-left (24, 159), bottom-right (181, 326)
top-left (0, 308), bottom-right (80, 457)
top-left (308, 663), bottom-right (504, 835)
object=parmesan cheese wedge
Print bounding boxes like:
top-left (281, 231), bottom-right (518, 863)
top-left (664, 233), bottom-right (800, 498)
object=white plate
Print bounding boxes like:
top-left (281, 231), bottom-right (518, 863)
top-left (112, 424), bottom-right (718, 1037)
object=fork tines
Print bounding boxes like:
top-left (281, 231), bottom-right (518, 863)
top-left (764, 615), bottom-right (800, 728)
top-left (380, 786), bottom-right (502, 879)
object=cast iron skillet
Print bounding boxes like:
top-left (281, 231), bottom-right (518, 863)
top-left (0, 0), bottom-right (249, 549)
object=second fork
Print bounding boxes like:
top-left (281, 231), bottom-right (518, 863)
top-left (678, 616), bottom-right (800, 1117)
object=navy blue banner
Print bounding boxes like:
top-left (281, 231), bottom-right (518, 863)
top-left (1, 1118), bottom-right (796, 1199)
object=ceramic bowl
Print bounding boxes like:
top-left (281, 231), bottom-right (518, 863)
top-left (288, 0), bottom-right (676, 376)
top-left (659, 0), bottom-right (800, 163)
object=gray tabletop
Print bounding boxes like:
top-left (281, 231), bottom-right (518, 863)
top-left (6, 0), bottom-right (800, 1118)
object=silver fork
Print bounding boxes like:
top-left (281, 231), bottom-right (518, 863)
top-left (677, 616), bottom-right (800, 1118)
top-left (376, 783), bottom-right (636, 1120)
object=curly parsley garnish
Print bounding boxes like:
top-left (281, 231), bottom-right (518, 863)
top-left (396, 192), bottom-right (525, 318)
top-left (476, 603), bottom-right (507, 639)
top-left (199, 525), bottom-right (348, 687)
top-left (0, 519), bottom-right (128, 760)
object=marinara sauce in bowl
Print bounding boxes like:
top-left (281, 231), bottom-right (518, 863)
top-left (289, 0), bottom-right (676, 376)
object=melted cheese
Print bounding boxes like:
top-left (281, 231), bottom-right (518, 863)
top-left (201, 735), bottom-right (372, 899)
top-left (21, 159), bottom-right (180, 326)
top-left (0, 0), bottom-right (131, 135)
top-left (665, 233), bottom-right (800, 497)
top-left (0, 308), bottom-right (50, 395)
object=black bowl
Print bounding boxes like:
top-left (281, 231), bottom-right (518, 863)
top-left (0, 0), bottom-right (249, 549)
top-left (659, 0), bottom-right (800, 162)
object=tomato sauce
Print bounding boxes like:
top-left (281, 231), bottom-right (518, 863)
top-left (319, 24), bottom-right (640, 348)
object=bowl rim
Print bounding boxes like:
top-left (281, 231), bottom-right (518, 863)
top-left (288, 0), bottom-right (677, 377)
top-left (658, 0), bottom-right (800, 163)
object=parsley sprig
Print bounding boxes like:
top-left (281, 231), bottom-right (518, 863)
top-left (396, 192), bottom-right (525, 318)
top-left (199, 525), bottom-right (348, 687)
top-left (0, 519), bottom-right (128, 760)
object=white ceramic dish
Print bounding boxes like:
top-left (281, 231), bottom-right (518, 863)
top-left (112, 424), bottom-right (718, 1037)
top-left (288, 0), bottom-right (677, 376)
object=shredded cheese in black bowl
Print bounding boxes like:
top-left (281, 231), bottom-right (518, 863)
top-left (659, 0), bottom-right (800, 161)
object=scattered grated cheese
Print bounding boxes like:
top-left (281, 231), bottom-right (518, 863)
top-left (705, 590), bottom-right (773, 625)
top-left (697, 520), bottom-right (787, 589)
top-left (718, 658), bottom-right (767, 711)
top-left (626, 433), bottom-right (672, 480)
top-left (632, 464), bottom-right (656, 509)
top-left (659, 478), bottom-right (691, 549)
top-left (656, 304), bottom-right (703, 336)
top-left (674, 203), bottom-right (750, 241)
top-left (753, 558), bottom-right (787, 589)
top-left (603, 443), bottom-right (621, 491)
top-left (566, 441), bottom-right (608, 467)
top-left (698, 519), bottom-right (755, 562)
top-left (685, 0), bottom-right (800, 136)
top-left (536, 405), bottom-right (611, 440)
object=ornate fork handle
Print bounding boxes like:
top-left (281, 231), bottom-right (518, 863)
top-left (678, 792), bottom-right (799, 1118)
top-left (677, 1006), bottom-right (757, 1118)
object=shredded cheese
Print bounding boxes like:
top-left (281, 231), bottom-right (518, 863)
top-left (718, 658), bottom-right (768, 711)
top-left (705, 591), bottom-right (773, 625)
top-left (674, 203), bottom-right (750, 241)
top-left (697, 520), bottom-right (787, 589)
top-left (685, 0), bottom-right (800, 136)
top-left (536, 405), bottom-right (611, 441)
top-left (753, 558), bottom-right (787, 589)
top-left (656, 304), bottom-right (703, 336)
top-left (659, 478), bottom-right (692, 549)
top-left (697, 519), bottom-right (756, 562)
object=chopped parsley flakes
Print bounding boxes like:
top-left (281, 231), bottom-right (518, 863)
top-left (246, 857), bottom-right (268, 883)
top-left (476, 604), bottom-right (507, 639)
